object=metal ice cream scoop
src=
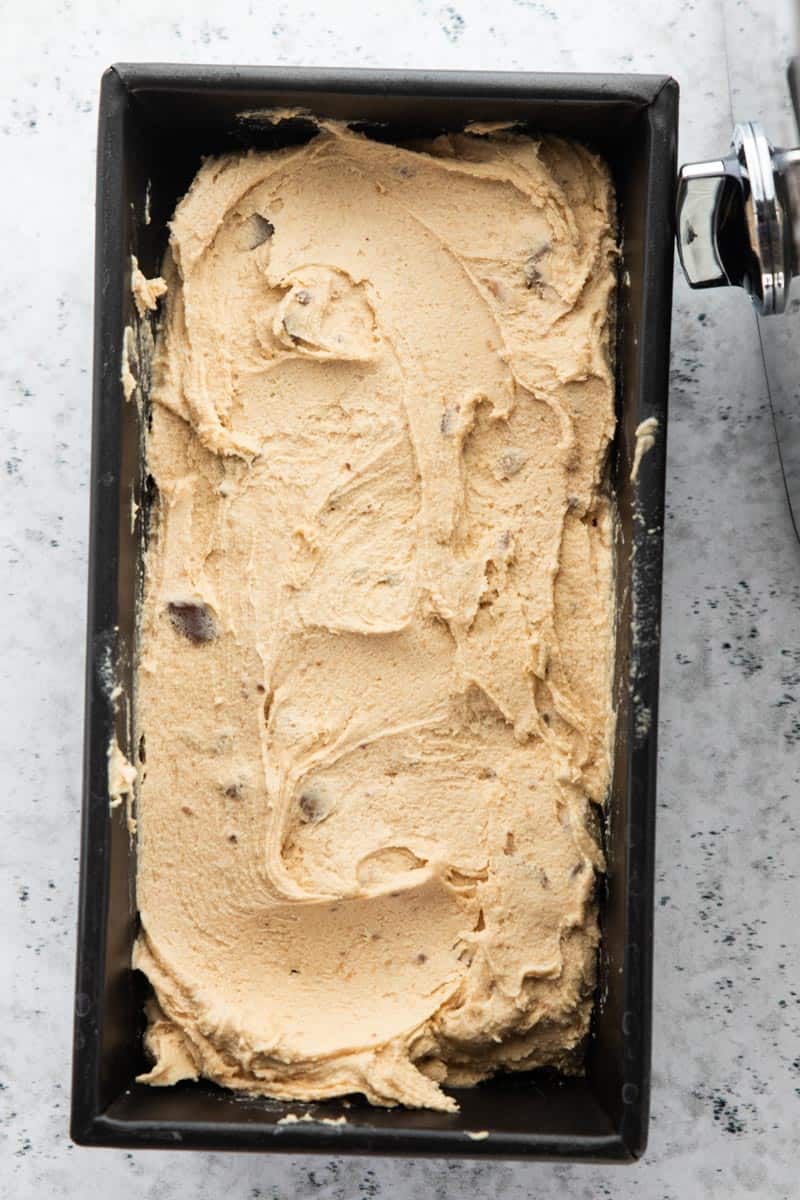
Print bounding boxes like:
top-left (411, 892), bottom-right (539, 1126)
top-left (677, 120), bottom-right (800, 316)
top-left (676, 59), bottom-right (800, 535)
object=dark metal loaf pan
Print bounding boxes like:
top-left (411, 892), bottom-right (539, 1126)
top-left (72, 64), bottom-right (677, 1161)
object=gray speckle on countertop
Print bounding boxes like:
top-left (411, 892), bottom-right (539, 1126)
top-left (1, 0), bottom-right (798, 1196)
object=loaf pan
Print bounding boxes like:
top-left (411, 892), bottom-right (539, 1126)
top-left (71, 64), bottom-right (677, 1161)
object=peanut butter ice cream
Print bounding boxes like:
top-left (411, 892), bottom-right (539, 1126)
top-left (132, 120), bottom-right (617, 1112)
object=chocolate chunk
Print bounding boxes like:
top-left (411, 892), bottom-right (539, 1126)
top-left (523, 244), bottom-right (550, 291)
top-left (298, 788), bottom-right (330, 822)
top-left (523, 260), bottom-right (543, 290)
top-left (167, 601), bottom-right (217, 644)
top-left (250, 213), bottom-right (274, 248)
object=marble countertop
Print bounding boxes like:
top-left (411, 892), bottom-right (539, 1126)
top-left (3, 0), bottom-right (798, 1196)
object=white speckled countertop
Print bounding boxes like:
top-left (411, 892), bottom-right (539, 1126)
top-left (3, 1), bottom-right (799, 1196)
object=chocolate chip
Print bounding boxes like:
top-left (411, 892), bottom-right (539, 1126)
top-left (224, 783), bottom-right (242, 800)
top-left (416, 953), bottom-right (428, 964)
top-left (524, 244), bottom-right (550, 291)
top-left (167, 601), bottom-right (217, 644)
top-left (523, 260), bottom-right (543, 290)
top-left (503, 831), bottom-right (516, 857)
top-left (295, 288), bottom-right (312, 305)
top-left (298, 788), bottom-right (329, 822)
top-left (250, 213), bottom-right (274, 248)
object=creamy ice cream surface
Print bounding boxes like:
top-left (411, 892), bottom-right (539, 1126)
top-left (132, 119), bottom-right (617, 1112)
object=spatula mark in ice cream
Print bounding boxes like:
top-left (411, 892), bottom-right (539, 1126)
top-left (274, 267), bottom-right (381, 362)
